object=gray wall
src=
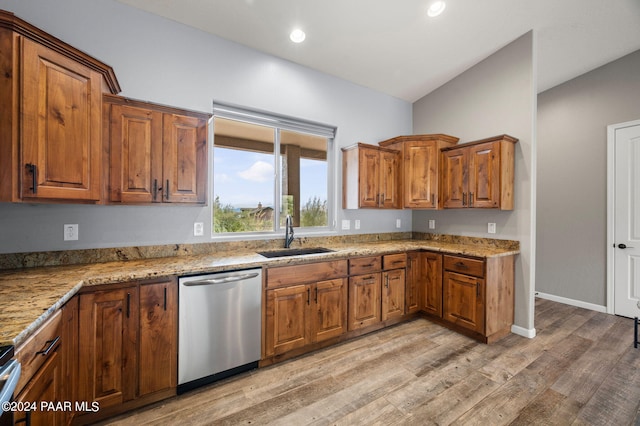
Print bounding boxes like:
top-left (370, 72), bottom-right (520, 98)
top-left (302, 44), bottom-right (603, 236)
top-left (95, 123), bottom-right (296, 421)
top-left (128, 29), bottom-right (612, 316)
top-left (0, 0), bottom-right (413, 254)
top-left (412, 33), bottom-right (536, 333)
top-left (536, 49), bottom-right (640, 307)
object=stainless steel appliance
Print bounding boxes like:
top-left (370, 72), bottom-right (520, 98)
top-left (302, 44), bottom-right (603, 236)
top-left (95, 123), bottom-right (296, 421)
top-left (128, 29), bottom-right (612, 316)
top-left (0, 345), bottom-right (20, 426)
top-left (178, 268), bottom-right (262, 394)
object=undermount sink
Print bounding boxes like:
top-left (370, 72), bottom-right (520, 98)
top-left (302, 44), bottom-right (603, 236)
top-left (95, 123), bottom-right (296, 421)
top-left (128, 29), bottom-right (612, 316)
top-left (257, 247), bottom-right (334, 258)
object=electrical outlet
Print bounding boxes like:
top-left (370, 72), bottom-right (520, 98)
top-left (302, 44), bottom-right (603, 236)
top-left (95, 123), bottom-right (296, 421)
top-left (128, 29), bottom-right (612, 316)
top-left (341, 219), bottom-right (351, 230)
top-left (64, 224), bottom-right (78, 241)
top-left (354, 220), bottom-right (361, 230)
top-left (428, 219), bottom-right (436, 229)
top-left (488, 223), bottom-right (496, 234)
top-left (194, 222), bottom-right (204, 236)
top-left (396, 219), bottom-right (401, 228)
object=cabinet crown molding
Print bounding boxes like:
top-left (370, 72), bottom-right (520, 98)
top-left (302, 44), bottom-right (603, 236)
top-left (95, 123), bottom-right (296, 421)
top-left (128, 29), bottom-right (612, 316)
top-left (0, 9), bottom-right (120, 94)
top-left (441, 134), bottom-right (518, 152)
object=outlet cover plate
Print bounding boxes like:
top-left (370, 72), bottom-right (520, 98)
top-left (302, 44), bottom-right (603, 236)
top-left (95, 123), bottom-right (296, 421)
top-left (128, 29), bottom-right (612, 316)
top-left (194, 222), bottom-right (204, 236)
top-left (341, 219), bottom-right (351, 230)
top-left (428, 219), bottom-right (436, 229)
top-left (64, 224), bottom-right (78, 241)
top-left (488, 223), bottom-right (496, 234)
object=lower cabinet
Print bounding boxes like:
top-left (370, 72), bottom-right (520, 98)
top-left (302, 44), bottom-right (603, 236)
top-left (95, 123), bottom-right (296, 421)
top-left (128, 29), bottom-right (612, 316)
top-left (348, 254), bottom-right (407, 331)
top-left (75, 278), bottom-right (177, 423)
top-left (405, 252), bottom-right (422, 314)
top-left (265, 278), bottom-right (348, 356)
top-left (14, 310), bottom-right (65, 426)
top-left (264, 260), bottom-right (349, 358)
top-left (423, 253), bottom-right (515, 343)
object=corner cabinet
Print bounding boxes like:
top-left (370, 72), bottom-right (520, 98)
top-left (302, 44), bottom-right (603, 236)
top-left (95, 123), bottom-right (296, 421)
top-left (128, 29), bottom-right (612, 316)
top-left (440, 135), bottom-right (518, 210)
top-left (379, 134), bottom-right (459, 209)
top-left (104, 95), bottom-right (210, 204)
top-left (342, 143), bottom-right (401, 209)
top-left (0, 10), bottom-right (120, 203)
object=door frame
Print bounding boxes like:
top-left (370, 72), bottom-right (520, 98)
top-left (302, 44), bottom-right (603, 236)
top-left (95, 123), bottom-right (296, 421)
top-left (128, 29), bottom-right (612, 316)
top-left (606, 118), bottom-right (640, 314)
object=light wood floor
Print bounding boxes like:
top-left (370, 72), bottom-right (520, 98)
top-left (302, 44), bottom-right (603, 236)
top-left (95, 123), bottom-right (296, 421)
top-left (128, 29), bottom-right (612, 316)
top-left (102, 298), bottom-right (640, 425)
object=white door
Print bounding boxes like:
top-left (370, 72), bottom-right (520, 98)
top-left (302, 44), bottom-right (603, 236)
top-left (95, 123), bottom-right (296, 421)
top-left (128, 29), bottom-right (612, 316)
top-left (610, 120), bottom-right (640, 318)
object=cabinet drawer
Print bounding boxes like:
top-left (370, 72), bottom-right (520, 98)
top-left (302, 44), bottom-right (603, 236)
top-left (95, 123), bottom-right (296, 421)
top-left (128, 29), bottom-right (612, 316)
top-left (266, 260), bottom-right (348, 288)
top-left (15, 309), bottom-right (62, 394)
top-left (443, 255), bottom-right (485, 278)
top-left (349, 256), bottom-right (382, 275)
top-left (383, 253), bottom-right (406, 270)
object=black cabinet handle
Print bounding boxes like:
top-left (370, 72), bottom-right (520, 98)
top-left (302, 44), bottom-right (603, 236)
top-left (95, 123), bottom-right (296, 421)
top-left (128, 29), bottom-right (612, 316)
top-left (126, 292), bottom-right (131, 318)
top-left (153, 179), bottom-right (158, 201)
top-left (470, 192), bottom-right (474, 207)
top-left (165, 179), bottom-right (170, 200)
top-left (26, 163), bottom-right (37, 194)
top-left (163, 287), bottom-right (167, 311)
top-left (36, 335), bottom-right (60, 356)
top-left (315, 287), bottom-right (318, 304)
top-left (307, 287), bottom-right (310, 305)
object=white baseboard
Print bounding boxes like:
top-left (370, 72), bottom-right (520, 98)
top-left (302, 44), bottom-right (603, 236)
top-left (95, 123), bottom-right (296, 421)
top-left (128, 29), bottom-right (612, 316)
top-left (511, 324), bottom-right (536, 339)
top-left (535, 291), bottom-right (607, 313)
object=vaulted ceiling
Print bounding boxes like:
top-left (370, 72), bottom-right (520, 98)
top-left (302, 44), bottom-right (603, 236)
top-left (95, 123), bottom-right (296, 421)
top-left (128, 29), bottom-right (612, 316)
top-left (117, 0), bottom-right (640, 102)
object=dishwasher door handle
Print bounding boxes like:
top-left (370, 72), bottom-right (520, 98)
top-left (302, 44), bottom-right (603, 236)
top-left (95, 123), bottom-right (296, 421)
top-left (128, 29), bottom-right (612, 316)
top-left (182, 272), bottom-right (260, 286)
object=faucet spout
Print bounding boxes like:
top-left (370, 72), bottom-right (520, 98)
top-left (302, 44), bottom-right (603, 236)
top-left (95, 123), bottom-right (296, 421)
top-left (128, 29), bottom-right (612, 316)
top-left (285, 215), bottom-right (294, 248)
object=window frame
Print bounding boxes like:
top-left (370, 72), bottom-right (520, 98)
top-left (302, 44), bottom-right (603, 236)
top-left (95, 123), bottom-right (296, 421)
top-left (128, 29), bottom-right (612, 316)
top-left (211, 101), bottom-right (337, 239)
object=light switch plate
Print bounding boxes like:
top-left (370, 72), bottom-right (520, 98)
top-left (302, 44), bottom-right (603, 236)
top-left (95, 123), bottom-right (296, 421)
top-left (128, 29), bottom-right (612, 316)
top-left (341, 219), bottom-right (351, 230)
top-left (488, 223), bottom-right (496, 234)
top-left (428, 219), bottom-right (436, 229)
top-left (396, 219), bottom-right (402, 228)
top-left (194, 222), bottom-right (204, 236)
top-left (354, 219), bottom-right (361, 230)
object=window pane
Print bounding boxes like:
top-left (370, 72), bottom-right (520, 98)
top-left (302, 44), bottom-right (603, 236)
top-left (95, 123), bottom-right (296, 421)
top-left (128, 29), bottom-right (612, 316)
top-left (280, 130), bottom-right (328, 228)
top-left (213, 118), bottom-right (275, 233)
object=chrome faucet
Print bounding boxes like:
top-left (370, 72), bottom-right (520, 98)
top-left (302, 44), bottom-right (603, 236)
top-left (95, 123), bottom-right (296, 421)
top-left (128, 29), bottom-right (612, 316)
top-left (285, 214), bottom-right (294, 248)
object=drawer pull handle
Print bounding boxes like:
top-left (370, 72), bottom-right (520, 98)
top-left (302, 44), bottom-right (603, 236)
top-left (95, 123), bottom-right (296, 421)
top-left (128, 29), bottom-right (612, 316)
top-left (36, 335), bottom-right (60, 356)
top-left (454, 261), bottom-right (468, 269)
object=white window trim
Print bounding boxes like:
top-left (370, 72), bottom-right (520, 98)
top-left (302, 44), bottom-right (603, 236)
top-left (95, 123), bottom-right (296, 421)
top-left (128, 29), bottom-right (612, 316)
top-left (211, 101), bottom-right (337, 240)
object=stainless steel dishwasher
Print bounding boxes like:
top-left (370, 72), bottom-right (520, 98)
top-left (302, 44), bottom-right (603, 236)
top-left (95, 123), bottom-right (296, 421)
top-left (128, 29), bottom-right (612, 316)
top-left (178, 268), bottom-right (262, 394)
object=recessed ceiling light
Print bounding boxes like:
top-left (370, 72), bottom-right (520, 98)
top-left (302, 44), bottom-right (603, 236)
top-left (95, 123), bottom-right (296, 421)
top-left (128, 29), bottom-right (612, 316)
top-left (290, 29), bottom-right (306, 43)
top-left (427, 1), bottom-right (446, 17)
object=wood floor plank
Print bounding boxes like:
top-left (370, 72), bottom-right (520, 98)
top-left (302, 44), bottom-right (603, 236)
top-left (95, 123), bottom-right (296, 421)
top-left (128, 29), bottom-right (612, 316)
top-left (102, 299), bottom-right (640, 426)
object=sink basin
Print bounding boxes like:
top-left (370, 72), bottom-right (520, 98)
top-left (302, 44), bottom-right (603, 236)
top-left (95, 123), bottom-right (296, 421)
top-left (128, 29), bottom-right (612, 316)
top-left (257, 247), bottom-right (334, 258)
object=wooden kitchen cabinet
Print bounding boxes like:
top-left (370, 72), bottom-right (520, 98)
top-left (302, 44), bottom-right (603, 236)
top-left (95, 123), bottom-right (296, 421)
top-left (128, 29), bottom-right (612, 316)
top-left (348, 272), bottom-right (382, 330)
top-left (265, 260), bottom-right (349, 358)
top-left (405, 252), bottom-right (422, 314)
top-left (441, 135), bottom-right (518, 210)
top-left (0, 10), bottom-right (120, 203)
top-left (104, 95), bottom-right (210, 204)
top-left (342, 143), bottom-right (400, 209)
top-left (76, 278), bottom-right (177, 423)
top-left (13, 310), bottom-right (65, 426)
top-left (422, 251), bottom-right (443, 318)
top-left (382, 268), bottom-right (405, 321)
top-left (441, 254), bottom-right (514, 343)
top-left (379, 134), bottom-right (459, 209)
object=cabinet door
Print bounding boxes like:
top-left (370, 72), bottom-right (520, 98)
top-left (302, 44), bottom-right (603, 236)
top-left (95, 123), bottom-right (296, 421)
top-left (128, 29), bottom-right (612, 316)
top-left (265, 285), bottom-right (311, 356)
top-left (379, 150), bottom-right (400, 208)
top-left (404, 142), bottom-right (439, 208)
top-left (20, 38), bottom-right (102, 201)
top-left (358, 146), bottom-right (380, 207)
top-left (139, 279), bottom-right (177, 397)
top-left (312, 278), bottom-right (348, 343)
top-left (441, 148), bottom-right (468, 208)
top-left (468, 141), bottom-right (500, 208)
top-left (348, 274), bottom-right (381, 330)
top-left (382, 269), bottom-right (405, 321)
top-left (15, 349), bottom-right (64, 426)
top-left (443, 271), bottom-right (484, 333)
top-left (162, 113), bottom-right (208, 203)
top-left (78, 287), bottom-right (138, 408)
top-left (405, 252), bottom-right (422, 314)
top-left (108, 104), bottom-right (163, 203)
top-left (423, 252), bottom-right (443, 317)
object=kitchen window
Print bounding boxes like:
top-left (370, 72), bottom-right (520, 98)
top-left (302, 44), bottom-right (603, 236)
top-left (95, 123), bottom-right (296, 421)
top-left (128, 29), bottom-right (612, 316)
top-left (212, 102), bottom-right (336, 237)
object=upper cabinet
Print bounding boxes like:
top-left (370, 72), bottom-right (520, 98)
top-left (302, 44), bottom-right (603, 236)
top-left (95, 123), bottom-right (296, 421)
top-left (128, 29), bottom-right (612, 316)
top-left (441, 135), bottom-right (518, 210)
top-left (0, 10), bottom-right (120, 203)
top-left (342, 143), bottom-right (401, 209)
top-left (379, 134), bottom-right (459, 209)
top-left (104, 95), bottom-right (210, 205)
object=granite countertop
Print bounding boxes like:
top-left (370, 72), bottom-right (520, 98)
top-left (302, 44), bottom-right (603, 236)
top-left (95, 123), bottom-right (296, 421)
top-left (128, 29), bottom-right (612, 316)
top-left (0, 238), bottom-right (519, 348)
